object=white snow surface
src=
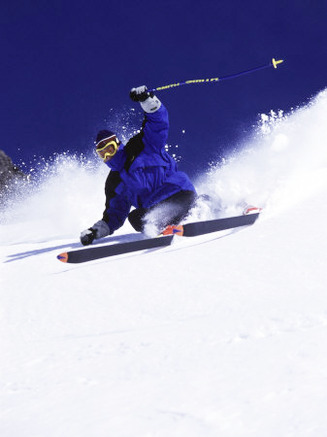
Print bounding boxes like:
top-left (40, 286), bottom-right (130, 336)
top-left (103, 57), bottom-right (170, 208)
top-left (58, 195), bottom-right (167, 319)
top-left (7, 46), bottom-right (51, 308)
top-left (1, 89), bottom-right (327, 436)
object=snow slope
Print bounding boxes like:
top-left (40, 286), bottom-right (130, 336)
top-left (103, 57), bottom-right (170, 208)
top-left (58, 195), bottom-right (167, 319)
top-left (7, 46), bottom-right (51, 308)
top-left (1, 89), bottom-right (327, 437)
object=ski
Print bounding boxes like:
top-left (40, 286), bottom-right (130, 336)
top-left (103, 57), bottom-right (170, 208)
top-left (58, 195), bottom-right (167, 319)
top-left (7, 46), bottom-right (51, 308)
top-left (57, 235), bottom-right (174, 264)
top-left (169, 211), bottom-right (260, 236)
top-left (57, 212), bottom-right (260, 264)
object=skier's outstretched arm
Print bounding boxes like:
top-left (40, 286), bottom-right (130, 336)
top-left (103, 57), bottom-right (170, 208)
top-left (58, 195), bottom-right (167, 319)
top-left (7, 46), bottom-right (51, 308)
top-left (130, 85), bottom-right (169, 151)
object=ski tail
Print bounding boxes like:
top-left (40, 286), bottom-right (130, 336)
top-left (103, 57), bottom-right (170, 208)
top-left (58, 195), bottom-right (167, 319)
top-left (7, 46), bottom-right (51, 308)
top-left (242, 205), bottom-right (263, 215)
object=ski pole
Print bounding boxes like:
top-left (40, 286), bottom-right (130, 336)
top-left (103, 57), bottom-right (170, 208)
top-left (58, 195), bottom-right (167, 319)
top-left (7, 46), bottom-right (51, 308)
top-left (149, 58), bottom-right (284, 93)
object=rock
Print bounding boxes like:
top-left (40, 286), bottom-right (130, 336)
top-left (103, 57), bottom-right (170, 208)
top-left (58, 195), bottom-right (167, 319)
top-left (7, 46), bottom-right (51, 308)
top-left (0, 149), bottom-right (28, 202)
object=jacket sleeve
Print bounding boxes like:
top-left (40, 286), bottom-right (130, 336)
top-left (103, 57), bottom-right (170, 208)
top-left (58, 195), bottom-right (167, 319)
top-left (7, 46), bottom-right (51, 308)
top-left (141, 103), bottom-right (169, 152)
top-left (102, 171), bottom-right (131, 233)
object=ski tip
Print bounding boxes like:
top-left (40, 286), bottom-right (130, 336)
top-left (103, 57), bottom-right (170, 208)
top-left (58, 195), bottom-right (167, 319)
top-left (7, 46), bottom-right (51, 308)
top-left (160, 225), bottom-right (184, 236)
top-left (57, 252), bottom-right (68, 263)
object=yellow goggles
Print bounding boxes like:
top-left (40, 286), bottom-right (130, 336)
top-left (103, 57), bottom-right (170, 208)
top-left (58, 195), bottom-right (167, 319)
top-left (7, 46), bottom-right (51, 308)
top-left (95, 137), bottom-right (120, 162)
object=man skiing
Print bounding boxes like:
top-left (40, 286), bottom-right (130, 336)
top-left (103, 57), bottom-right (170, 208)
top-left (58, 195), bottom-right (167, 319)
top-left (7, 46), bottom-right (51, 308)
top-left (80, 86), bottom-right (197, 246)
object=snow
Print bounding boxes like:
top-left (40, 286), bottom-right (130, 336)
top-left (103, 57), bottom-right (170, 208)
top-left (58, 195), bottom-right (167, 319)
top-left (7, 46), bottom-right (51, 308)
top-left (1, 89), bottom-right (327, 436)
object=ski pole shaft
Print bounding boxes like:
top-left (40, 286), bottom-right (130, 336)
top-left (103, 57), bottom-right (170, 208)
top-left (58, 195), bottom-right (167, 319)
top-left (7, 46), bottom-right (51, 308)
top-left (148, 58), bottom-right (284, 93)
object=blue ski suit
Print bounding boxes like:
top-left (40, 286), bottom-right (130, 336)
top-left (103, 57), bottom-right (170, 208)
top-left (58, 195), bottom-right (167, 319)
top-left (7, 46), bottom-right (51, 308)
top-left (102, 103), bottom-right (196, 233)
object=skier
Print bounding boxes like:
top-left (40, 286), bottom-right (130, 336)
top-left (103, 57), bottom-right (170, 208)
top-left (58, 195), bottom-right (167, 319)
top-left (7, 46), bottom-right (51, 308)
top-left (80, 86), bottom-right (197, 246)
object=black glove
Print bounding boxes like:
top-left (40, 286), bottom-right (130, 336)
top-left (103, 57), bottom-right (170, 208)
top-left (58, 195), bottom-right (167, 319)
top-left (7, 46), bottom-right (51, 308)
top-left (80, 228), bottom-right (97, 246)
top-left (80, 220), bottom-right (111, 246)
top-left (130, 85), bottom-right (153, 102)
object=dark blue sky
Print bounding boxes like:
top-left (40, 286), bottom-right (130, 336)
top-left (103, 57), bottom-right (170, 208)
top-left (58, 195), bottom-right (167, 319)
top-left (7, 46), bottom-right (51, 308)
top-left (1, 0), bottom-right (326, 176)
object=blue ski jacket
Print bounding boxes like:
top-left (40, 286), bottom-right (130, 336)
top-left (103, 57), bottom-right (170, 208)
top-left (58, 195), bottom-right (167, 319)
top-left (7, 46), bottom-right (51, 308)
top-left (102, 103), bottom-right (196, 233)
